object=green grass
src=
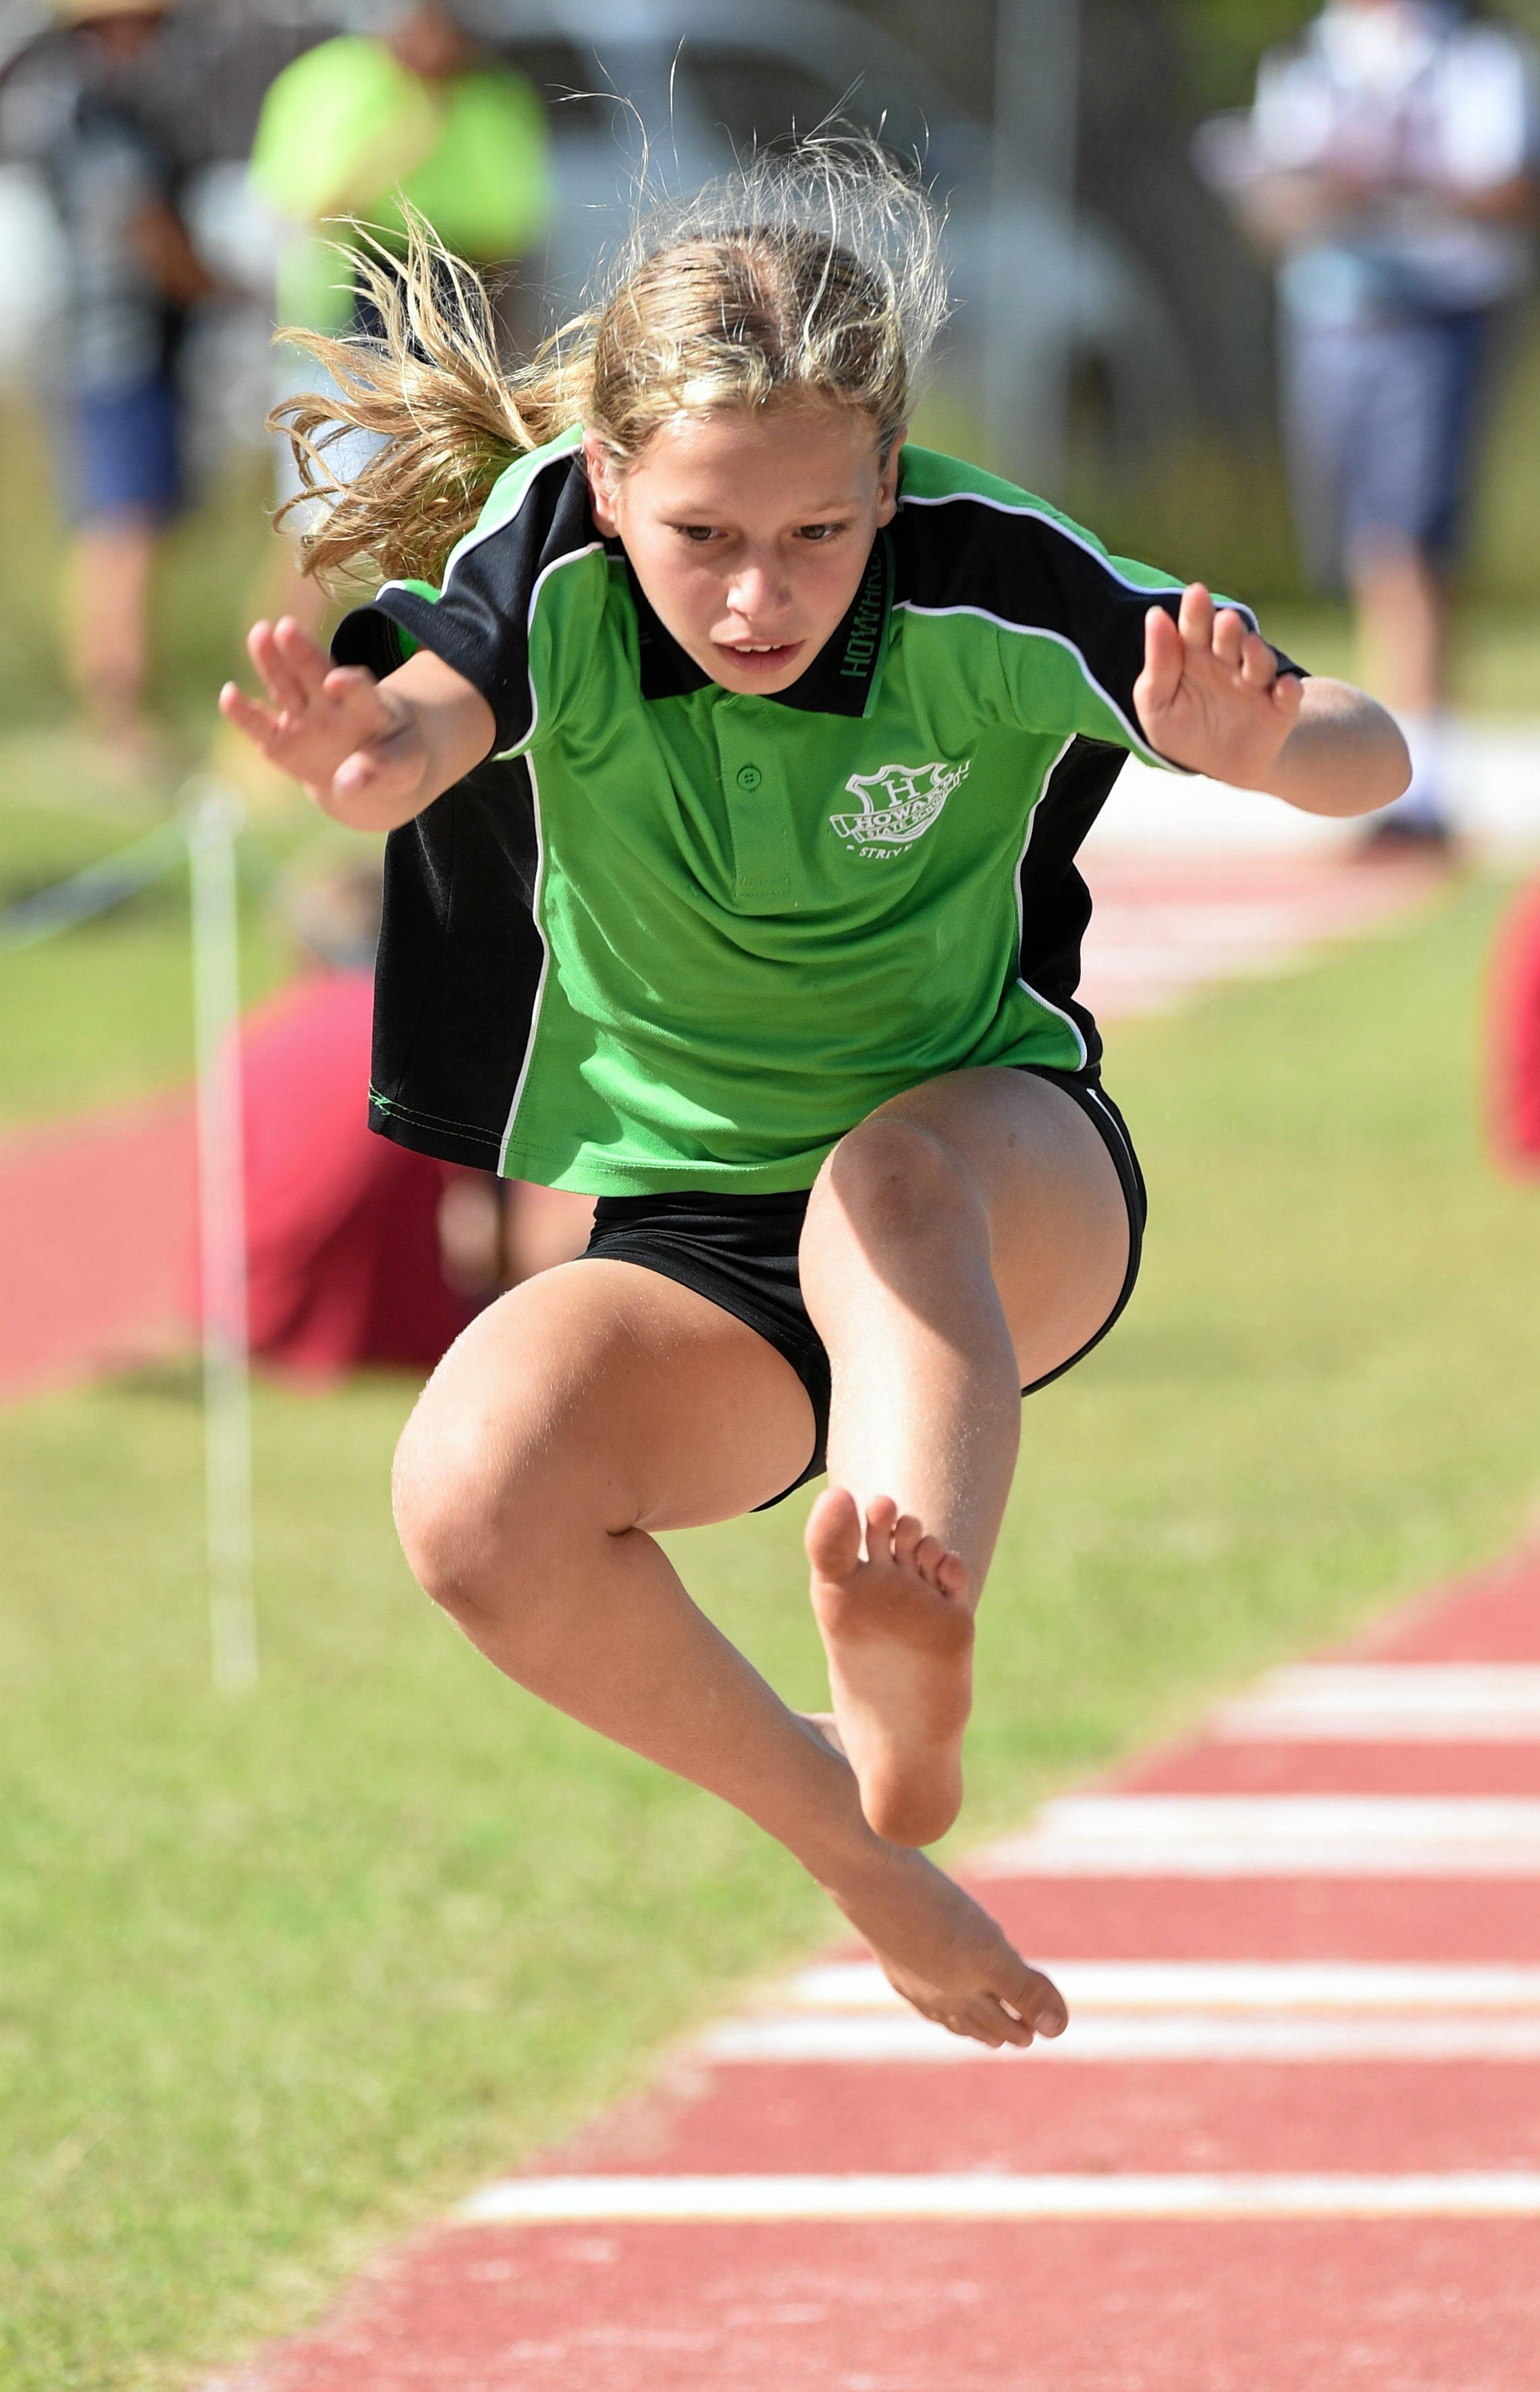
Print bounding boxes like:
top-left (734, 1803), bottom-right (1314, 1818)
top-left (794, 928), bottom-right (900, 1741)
top-left (0, 751), bottom-right (349, 1136)
top-left (4, 874), bottom-right (1540, 2390)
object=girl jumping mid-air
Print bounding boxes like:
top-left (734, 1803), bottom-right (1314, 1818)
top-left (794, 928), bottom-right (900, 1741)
top-left (223, 144), bottom-right (1409, 2050)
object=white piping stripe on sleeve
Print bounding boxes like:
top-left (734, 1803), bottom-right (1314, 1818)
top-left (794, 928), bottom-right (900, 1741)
top-left (377, 537), bottom-right (603, 764)
top-left (893, 601), bottom-right (1167, 771)
top-left (372, 462), bottom-right (568, 611)
top-left (438, 429), bottom-right (584, 590)
top-left (506, 541), bottom-right (604, 756)
top-left (492, 537), bottom-right (606, 1163)
top-left (897, 486), bottom-right (1264, 635)
top-left (1009, 732), bottom-right (1088, 1068)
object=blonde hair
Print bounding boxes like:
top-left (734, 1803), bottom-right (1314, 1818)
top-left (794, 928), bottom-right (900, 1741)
top-left (273, 136), bottom-right (949, 588)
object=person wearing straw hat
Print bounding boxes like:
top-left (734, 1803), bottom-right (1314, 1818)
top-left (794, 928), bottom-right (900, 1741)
top-left (40, 0), bottom-right (219, 764)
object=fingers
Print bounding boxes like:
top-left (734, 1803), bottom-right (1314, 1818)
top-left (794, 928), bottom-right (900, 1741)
top-left (247, 618), bottom-right (311, 718)
top-left (323, 664), bottom-right (383, 710)
top-left (1239, 628), bottom-right (1277, 689)
top-left (331, 746), bottom-right (390, 799)
top-left (1213, 604), bottom-right (1246, 671)
top-left (217, 679), bottom-right (281, 749)
top-left (1181, 586), bottom-right (1281, 693)
top-left (1177, 581), bottom-right (1215, 649)
top-left (273, 613), bottom-right (330, 681)
top-left (1138, 604), bottom-right (1184, 716)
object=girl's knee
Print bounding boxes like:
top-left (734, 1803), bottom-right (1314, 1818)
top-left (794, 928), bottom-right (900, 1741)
top-left (392, 1409), bottom-right (511, 1618)
top-left (814, 1112), bottom-right (981, 1251)
top-left (392, 1393), bottom-right (622, 1630)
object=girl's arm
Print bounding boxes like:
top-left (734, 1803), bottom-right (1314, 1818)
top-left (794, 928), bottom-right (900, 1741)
top-left (219, 618), bottom-right (496, 832)
top-left (1134, 585), bottom-right (1410, 819)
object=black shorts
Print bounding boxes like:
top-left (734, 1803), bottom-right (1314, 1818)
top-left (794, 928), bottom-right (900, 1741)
top-left (578, 1065), bottom-right (1147, 1510)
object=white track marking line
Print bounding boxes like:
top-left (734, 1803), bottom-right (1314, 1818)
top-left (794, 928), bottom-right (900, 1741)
top-left (456, 2172), bottom-right (1540, 2225)
top-left (970, 1796), bottom-right (1540, 1877)
top-left (781, 1960), bottom-right (1540, 2013)
top-left (1215, 1664), bottom-right (1540, 1741)
top-left (697, 2015), bottom-right (1540, 2064)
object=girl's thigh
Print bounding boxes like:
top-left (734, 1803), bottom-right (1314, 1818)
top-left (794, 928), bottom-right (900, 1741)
top-left (853, 1067), bottom-right (1132, 1385)
top-left (400, 1255), bottom-right (818, 1539)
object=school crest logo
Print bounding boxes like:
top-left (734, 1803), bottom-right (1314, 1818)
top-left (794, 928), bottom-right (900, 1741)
top-left (830, 758), bottom-right (970, 849)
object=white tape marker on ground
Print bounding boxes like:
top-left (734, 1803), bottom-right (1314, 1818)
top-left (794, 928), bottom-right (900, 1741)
top-left (781, 1960), bottom-right (1540, 2013)
top-left (456, 2172), bottom-right (1540, 2226)
top-left (970, 1797), bottom-right (1540, 1878)
top-left (697, 2014), bottom-right (1540, 2064)
top-left (1215, 1665), bottom-right (1540, 1741)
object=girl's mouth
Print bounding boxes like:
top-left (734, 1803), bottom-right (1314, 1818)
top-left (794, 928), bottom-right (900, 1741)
top-left (714, 639), bottom-right (805, 673)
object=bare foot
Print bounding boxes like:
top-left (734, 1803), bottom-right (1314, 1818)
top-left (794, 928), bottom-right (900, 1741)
top-left (827, 1835), bottom-right (1067, 2050)
top-left (807, 1487), bottom-right (974, 1847)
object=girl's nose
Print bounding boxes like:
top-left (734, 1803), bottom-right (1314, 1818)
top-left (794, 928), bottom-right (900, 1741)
top-left (727, 557), bottom-right (790, 621)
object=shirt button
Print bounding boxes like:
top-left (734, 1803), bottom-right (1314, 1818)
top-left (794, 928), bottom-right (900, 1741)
top-left (735, 763), bottom-right (763, 791)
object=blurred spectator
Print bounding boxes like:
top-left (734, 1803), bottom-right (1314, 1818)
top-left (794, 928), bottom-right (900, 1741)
top-left (1490, 874), bottom-right (1540, 1175)
top-left (1210, 1), bottom-right (1539, 851)
top-left (250, 1), bottom-right (552, 628)
top-left (34, 0), bottom-right (223, 763)
top-left (233, 855), bottom-right (591, 1383)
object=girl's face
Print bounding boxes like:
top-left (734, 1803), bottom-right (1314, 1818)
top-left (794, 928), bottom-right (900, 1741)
top-left (585, 400), bottom-right (901, 697)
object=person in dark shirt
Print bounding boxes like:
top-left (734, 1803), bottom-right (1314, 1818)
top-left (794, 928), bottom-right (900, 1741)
top-left (39, 0), bottom-right (219, 760)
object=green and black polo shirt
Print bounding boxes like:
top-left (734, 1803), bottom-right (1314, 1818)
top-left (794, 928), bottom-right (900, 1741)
top-left (334, 432), bottom-right (1299, 1194)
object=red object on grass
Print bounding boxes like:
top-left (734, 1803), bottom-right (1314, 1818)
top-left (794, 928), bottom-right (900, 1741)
top-left (1490, 874), bottom-right (1540, 1173)
top-left (235, 969), bottom-right (475, 1380)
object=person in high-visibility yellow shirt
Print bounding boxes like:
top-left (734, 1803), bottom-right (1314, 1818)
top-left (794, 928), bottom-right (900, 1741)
top-left (251, 2), bottom-right (552, 623)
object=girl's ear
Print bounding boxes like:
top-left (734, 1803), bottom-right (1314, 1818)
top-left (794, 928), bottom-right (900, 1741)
top-left (583, 431), bottom-right (621, 535)
top-left (875, 428), bottom-right (906, 528)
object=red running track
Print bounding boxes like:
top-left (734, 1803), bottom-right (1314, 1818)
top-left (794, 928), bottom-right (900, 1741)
top-left (0, 1096), bottom-right (193, 1400)
top-left (221, 1548), bottom-right (1540, 2392)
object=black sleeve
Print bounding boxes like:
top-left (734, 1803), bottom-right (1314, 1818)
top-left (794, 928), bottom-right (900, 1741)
top-left (331, 450), bottom-right (597, 757)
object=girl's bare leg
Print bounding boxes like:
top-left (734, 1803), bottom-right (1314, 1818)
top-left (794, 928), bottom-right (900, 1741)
top-left (392, 1256), bottom-right (1067, 2049)
top-left (800, 1069), bottom-right (1131, 1846)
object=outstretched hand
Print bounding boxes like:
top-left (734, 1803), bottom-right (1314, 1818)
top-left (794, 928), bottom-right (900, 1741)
top-left (1134, 583), bottom-right (1303, 789)
top-left (219, 618), bottom-right (427, 821)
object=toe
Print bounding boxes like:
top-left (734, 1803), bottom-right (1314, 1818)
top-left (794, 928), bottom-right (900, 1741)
top-left (913, 1535), bottom-right (969, 1601)
top-left (986, 1998), bottom-right (1037, 2050)
top-left (805, 1485), bottom-right (864, 1579)
top-left (1000, 1962), bottom-right (1069, 2038)
top-left (892, 1512), bottom-right (924, 1568)
top-left (913, 1533), bottom-right (945, 1582)
top-left (864, 1493), bottom-right (899, 1563)
top-left (937, 1549), bottom-right (970, 1601)
top-left (947, 1998), bottom-right (1016, 2049)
